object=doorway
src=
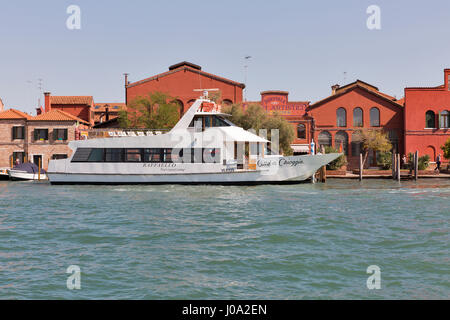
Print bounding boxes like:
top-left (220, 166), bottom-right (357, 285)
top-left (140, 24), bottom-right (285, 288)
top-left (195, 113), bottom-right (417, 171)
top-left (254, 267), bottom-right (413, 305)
top-left (33, 155), bottom-right (43, 168)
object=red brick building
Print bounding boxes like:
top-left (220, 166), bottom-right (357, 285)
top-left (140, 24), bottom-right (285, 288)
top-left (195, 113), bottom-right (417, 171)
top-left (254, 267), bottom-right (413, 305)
top-left (43, 92), bottom-right (95, 126)
top-left (125, 61), bottom-right (245, 115)
top-left (308, 80), bottom-right (404, 169)
top-left (404, 69), bottom-right (450, 164)
top-left (246, 90), bottom-right (311, 154)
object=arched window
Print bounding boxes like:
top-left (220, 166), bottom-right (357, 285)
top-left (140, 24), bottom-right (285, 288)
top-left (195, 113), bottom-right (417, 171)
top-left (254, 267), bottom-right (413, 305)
top-left (426, 110), bottom-right (436, 128)
top-left (370, 107), bottom-right (380, 126)
top-left (353, 107), bottom-right (363, 127)
top-left (439, 110), bottom-right (449, 129)
top-left (173, 99), bottom-right (184, 117)
top-left (336, 108), bottom-right (347, 127)
top-left (297, 124), bottom-right (306, 139)
top-left (222, 99), bottom-right (233, 106)
top-left (351, 131), bottom-right (363, 156)
top-left (318, 131), bottom-right (332, 150)
top-left (187, 99), bottom-right (196, 108)
top-left (335, 131), bottom-right (348, 155)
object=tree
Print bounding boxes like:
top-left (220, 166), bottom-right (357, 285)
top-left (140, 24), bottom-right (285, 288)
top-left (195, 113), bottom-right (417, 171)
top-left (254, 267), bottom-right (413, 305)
top-left (441, 137), bottom-right (450, 160)
top-left (355, 129), bottom-right (392, 167)
top-left (324, 146), bottom-right (347, 170)
top-left (223, 103), bottom-right (295, 155)
top-left (119, 92), bottom-right (180, 129)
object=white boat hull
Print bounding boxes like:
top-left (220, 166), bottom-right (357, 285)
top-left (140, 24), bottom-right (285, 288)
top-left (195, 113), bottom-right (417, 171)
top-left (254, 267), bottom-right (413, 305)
top-left (48, 154), bottom-right (340, 185)
top-left (8, 170), bottom-right (47, 181)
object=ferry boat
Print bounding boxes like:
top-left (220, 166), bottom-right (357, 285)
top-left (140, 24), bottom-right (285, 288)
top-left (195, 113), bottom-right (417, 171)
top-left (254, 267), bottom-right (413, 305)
top-left (48, 91), bottom-right (341, 185)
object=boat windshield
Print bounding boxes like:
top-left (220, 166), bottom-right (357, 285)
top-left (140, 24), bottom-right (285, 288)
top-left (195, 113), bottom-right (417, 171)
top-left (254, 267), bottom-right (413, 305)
top-left (189, 115), bottom-right (235, 129)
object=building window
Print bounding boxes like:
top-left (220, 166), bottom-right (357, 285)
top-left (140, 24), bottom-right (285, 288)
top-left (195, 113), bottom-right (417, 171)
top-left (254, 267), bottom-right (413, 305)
top-left (12, 152), bottom-right (25, 165)
top-left (52, 154), bottom-right (68, 160)
top-left (297, 124), bottom-right (306, 139)
top-left (318, 131), bottom-right (332, 149)
top-left (336, 108), bottom-right (347, 127)
top-left (334, 131), bottom-right (349, 155)
top-left (370, 107), bottom-right (380, 127)
top-left (351, 131), bottom-right (363, 156)
top-left (12, 126), bottom-right (25, 140)
top-left (34, 129), bottom-right (49, 141)
top-left (425, 110), bottom-right (436, 128)
top-left (353, 108), bottom-right (363, 127)
top-left (439, 110), bottom-right (449, 129)
top-left (388, 129), bottom-right (399, 153)
top-left (53, 129), bottom-right (68, 141)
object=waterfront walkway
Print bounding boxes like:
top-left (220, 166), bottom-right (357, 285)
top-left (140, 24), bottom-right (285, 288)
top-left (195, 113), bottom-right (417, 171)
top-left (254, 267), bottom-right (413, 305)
top-left (327, 171), bottom-right (450, 179)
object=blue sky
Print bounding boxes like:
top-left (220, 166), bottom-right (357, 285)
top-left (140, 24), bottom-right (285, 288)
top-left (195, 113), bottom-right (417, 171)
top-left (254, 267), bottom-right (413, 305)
top-left (1, 0), bottom-right (449, 114)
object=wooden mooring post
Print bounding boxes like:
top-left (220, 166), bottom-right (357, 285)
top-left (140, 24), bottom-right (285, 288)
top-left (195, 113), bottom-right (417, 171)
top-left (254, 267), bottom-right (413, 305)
top-left (397, 153), bottom-right (401, 182)
top-left (414, 150), bottom-right (419, 181)
top-left (359, 153), bottom-right (363, 181)
top-left (38, 157), bottom-right (41, 181)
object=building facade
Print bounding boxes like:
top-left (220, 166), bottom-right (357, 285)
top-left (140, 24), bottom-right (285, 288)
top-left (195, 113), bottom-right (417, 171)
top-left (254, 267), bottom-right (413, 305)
top-left (246, 90), bottom-right (311, 154)
top-left (308, 80), bottom-right (404, 169)
top-left (125, 61), bottom-right (245, 115)
top-left (404, 69), bottom-right (450, 163)
top-left (0, 108), bottom-right (88, 170)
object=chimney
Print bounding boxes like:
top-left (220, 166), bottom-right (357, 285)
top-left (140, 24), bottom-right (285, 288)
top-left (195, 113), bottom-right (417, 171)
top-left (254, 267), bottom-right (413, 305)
top-left (36, 107), bottom-right (43, 115)
top-left (445, 69), bottom-right (450, 91)
top-left (44, 92), bottom-right (51, 113)
top-left (331, 84), bottom-right (340, 95)
top-left (0, 98), bottom-right (4, 112)
top-left (105, 106), bottom-right (110, 122)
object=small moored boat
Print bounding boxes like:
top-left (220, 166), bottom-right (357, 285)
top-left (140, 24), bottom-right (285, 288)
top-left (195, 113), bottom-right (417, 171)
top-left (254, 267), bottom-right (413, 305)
top-left (8, 163), bottom-right (47, 181)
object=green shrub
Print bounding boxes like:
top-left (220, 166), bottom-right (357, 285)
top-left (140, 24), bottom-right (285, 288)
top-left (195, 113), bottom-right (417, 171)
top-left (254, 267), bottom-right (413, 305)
top-left (418, 155), bottom-right (430, 170)
top-left (377, 151), bottom-right (392, 170)
top-left (408, 153), bottom-right (430, 170)
top-left (324, 146), bottom-right (347, 170)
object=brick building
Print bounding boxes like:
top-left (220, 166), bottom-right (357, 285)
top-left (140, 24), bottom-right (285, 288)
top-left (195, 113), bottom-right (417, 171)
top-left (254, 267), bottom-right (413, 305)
top-left (0, 108), bottom-right (88, 170)
top-left (246, 90), bottom-right (311, 154)
top-left (42, 92), bottom-right (95, 126)
top-left (404, 69), bottom-right (450, 164)
top-left (125, 61), bottom-right (245, 115)
top-left (307, 80), bottom-right (404, 169)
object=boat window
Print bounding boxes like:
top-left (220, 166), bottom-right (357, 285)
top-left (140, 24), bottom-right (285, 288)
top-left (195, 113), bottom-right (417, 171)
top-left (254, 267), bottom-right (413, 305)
top-left (204, 116), bottom-right (211, 128)
top-left (126, 149), bottom-right (142, 162)
top-left (212, 116), bottom-right (230, 127)
top-left (105, 148), bottom-right (124, 162)
top-left (163, 148), bottom-right (172, 162)
top-left (144, 148), bottom-right (161, 162)
top-left (203, 148), bottom-right (220, 163)
top-left (88, 148), bottom-right (104, 162)
top-left (71, 148), bottom-right (93, 162)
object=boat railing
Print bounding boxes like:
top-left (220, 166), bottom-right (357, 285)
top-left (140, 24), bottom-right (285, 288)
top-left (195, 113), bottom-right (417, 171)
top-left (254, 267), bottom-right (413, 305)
top-left (79, 128), bottom-right (170, 140)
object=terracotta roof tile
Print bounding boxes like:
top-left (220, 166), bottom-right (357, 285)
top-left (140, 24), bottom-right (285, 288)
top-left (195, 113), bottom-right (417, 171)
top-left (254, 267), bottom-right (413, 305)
top-left (0, 108), bottom-right (32, 120)
top-left (51, 96), bottom-right (93, 105)
top-left (30, 109), bottom-right (89, 124)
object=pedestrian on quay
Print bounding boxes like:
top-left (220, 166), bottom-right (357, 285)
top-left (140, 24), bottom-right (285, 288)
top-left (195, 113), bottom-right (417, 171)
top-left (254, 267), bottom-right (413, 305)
top-left (435, 154), bottom-right (441, 172)
top-left (402, 154), bottom-right (407, 169)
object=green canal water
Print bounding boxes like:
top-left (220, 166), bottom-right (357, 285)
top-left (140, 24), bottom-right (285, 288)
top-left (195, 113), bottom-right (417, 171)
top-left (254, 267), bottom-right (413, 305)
top-left (0, 179), bottom-right (448, 299)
